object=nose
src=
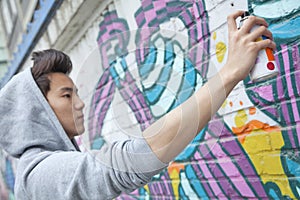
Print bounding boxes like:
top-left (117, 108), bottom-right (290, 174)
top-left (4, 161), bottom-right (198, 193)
top-left (74, 95), bottom-right (85, 110)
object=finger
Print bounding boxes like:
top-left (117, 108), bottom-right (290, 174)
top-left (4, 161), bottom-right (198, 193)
top-left (256, 39), bottom-right (276, 51)
top-left (255, 17), bottom-right (269, 27)
top-left (248, 26), bottom-right (274, 41)
top-left (239, 15), bottom-right (269, 34)
top-left (227, 10), bottom-right (245, 32)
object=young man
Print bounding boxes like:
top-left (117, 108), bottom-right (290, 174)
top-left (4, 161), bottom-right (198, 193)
top-left (0, 11), bottom-right (276, 199)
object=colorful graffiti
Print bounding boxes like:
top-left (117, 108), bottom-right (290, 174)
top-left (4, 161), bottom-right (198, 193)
top-left (244, 0), bottom-right (300, 198)
top-left (87, 0), bottom-right (300, 199)
top-left (88, 0), bottom-right (209, 149)
top-left (0, 151), bottom-right (15, 200)
top-left (0, 0), bottom-right (299, 199)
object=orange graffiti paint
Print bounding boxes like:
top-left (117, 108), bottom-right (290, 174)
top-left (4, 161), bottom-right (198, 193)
top-left (168, 162), bottom-right (185, 175)
top-left (232, 120), bottom-right (280, 143)
top-left (249, 107), bottom-right (256, 115)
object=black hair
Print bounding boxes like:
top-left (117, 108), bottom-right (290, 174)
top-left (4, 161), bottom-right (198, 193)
top-left (31, 49), bottom-right (73, 97)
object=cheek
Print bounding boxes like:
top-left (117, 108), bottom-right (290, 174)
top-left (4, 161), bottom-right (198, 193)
top-left (47, 96), bottom-right (77, 132)
top-left (57, 110), bottom-right (77, 135)
top-left (60, 110), bottom-right (75, 125)
top-left (52, 104), bottom-right (75, 127)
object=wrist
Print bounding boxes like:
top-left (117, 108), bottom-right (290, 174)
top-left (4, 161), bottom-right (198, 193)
top-left (218, 64), bottom-right (241, 96)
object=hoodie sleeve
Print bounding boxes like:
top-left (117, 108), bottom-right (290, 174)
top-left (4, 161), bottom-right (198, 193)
top-left (24, 138), bottom-right (168, 200)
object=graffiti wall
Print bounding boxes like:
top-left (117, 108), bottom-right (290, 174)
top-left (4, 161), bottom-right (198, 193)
top-left (85, 0), bottom-right (300, 199)
top-left (1, 0), bottom-right (299, 199)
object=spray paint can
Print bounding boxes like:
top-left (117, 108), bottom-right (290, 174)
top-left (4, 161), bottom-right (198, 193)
top-left (239, 11), bottom-right (279, 82)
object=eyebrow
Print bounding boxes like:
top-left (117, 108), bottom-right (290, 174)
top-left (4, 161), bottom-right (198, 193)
top-left (59, 87), bottom-right (78, 93)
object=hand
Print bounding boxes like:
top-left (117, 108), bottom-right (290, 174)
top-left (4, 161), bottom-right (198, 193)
top-left (223, 10), bottom-right (276, 82)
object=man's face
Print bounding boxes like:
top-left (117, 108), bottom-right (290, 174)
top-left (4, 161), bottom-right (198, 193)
top-left (46, 73), bottom-right (85, 139)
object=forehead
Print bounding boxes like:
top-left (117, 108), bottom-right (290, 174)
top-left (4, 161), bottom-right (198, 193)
top-left (48, 73), bottom-right (75, 91)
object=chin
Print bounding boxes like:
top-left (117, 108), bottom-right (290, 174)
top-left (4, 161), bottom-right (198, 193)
top-left (77, 126), bottom-right (85, 135)
top-left (68, 127), bottom-right (85, 139)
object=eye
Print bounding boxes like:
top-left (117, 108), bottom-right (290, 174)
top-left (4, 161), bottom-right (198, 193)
top-left (63, 94), bottom-right (71, 98)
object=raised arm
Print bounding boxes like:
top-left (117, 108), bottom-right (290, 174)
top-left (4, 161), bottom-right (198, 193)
top-left (143, 10), bottom-right (276, 163)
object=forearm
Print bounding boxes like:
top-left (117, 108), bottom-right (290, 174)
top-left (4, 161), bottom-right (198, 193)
top-left (143, 65), bottom-right (238, 163)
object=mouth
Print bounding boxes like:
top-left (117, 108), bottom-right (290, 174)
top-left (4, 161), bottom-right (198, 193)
top-left (77, 114), bottom-right (84, 120)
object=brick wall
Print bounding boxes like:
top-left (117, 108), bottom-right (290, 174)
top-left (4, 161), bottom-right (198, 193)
top-left (1, 0), bottom-right (299, 199)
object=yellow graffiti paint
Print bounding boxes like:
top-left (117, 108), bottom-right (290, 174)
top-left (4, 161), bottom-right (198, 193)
top-left (221, 99), bottom-right (227, 108)
top-left (232, 112), bottom-right (295, 198)
top-left (144, 185), bottom-right (150, 196)
top-left (216, 42), bottom-right (226, 63)
top-left (213, 32), bottom-right (217, 40)
top-left (232, 109), bottom-right (250, 143)
top-left (167, 163), bottom-right (185, 198)
top-left (235, 110), bottom-right (248, 128)
top-left (244, 130), bottom-right (295, 198)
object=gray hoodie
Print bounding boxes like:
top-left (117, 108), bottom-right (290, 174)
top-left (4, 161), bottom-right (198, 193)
top-left (0, 68), bottom-right (167, 200)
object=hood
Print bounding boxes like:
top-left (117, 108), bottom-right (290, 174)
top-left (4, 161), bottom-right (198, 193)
top-left (0, 68), bottom-right (78, 158)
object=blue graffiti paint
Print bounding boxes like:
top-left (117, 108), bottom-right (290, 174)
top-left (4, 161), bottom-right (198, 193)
top-left (141, 36), bottom-right (200, 115)
top-left (179, 184), bottom-right (189, 200)
top-left (109, 64), bottom-right (120, 88)
top-left (5, 159), bottom-right (14, 192)
top-left (286, 157), bottom-right (300, 177)
top-left (143, 41), bottom-right (175, 104)
top-left (171, 57), bottom-right (197, 108)
top-left (185, 165), bottom-right (209, 199)
top-left (176, 129), bottom-right (205, 161)
top-left (139, 46), bottom-right (157, 80)
top-left (269, 16), bottom-right (300, 40)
